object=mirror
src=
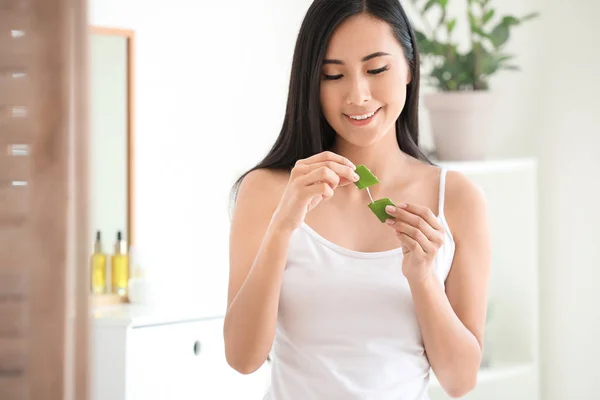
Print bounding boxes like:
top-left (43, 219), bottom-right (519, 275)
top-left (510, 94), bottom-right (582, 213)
top-left (89, 26), bottom-right (135, 248)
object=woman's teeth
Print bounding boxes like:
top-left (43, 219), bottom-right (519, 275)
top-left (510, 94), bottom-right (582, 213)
top-left (348, 109), bottom-right (378, 120)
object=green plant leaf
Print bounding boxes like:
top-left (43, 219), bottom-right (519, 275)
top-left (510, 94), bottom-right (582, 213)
top-left (422, 0), bottom-right (437, 13)
top-left (468, 10), bottom-right (477, 28)
top-left (472, 26), bottom-right (489, 38)
top-left (414, 30), bottom-right (438, 56)
top-left (412, 0), bottom-right (538, 91)
top-left (489, 23), bottom-right (510, 47)
top-left (520, 12), bottom-right (540, 22)
top-left (496, 54), bottom-right (515, 63)
top-left (482, 9), bottom-right (495, 24)
top-left (502, 16), bottom-right (520, 26)
top-left (447, 18), bottom-right (457, 33)
top-left (480, 54), bottom-right (499, 76)
top-left (414, 29), bottom-right (428, 43)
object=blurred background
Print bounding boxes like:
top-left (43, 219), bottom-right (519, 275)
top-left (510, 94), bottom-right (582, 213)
top-left (2, 0), bottom-right (598, 399)
top-left (86, 0), bottom-right (599, 398)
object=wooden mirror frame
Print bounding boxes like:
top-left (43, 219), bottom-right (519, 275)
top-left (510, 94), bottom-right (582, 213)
top-left (88, 26), bottom-right (136, 246)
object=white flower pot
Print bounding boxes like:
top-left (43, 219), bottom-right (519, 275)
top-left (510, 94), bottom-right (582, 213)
top-left (422, 91), bottom-right (495, 161)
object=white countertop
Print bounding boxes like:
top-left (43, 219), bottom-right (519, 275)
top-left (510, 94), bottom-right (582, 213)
top-left (91, 302), bottom-right (226, 328)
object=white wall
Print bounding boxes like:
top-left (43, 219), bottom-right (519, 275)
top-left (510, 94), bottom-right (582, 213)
top-left (89, 0), bottom-right (312, 311)
top-left (533, 1), bottom-right (600, 399)
top-left (89, 0), bottom-right (600, 398)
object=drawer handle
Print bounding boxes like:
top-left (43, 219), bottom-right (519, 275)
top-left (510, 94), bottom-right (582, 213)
top-left (193, 341), bottom-right (201, 355)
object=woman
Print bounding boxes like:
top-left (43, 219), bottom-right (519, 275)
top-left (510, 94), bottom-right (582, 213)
top-left (224, 0), bottom-right (491, 398)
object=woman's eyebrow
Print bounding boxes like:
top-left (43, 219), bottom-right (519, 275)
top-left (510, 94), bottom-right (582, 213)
top-left (323, 51), bottom-right (391, 65)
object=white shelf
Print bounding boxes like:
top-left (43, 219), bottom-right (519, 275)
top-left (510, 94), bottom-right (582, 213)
top-left (429, 363), bottom-right (534, 387)
top-left (429, 363), bottom-right (538, 400)
top-left (435, 157), bottom-right (537, 174)
top-left (475, 363), bottom-right (534, 383)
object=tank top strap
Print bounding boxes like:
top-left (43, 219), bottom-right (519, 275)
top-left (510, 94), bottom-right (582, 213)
top-left (438, 168), bottom-right (447, 218)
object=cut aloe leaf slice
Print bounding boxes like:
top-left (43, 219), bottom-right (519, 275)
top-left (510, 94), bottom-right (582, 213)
top-left (354, 164), bottom-right (380, 189)
top-left (368, 198), bottom-right (396, 223)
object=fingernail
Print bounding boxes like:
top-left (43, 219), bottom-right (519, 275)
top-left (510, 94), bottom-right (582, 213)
top-left (398, 203), bottom-right (407, 208)
top-left (385, 205), bottom-right (396, 213)
top-left (353, 173), bottom-right (360, 181)
top-left (385, 218), bottom-right (395, 224)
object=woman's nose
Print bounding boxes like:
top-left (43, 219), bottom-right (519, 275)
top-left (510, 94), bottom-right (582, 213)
top-left (345, 77), bottom-right (372, 105)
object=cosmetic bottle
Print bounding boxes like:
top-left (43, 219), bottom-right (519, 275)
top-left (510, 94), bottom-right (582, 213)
top-left (111, 230), bottom-right (129, 297)
top-left (90, 230), bottom-right (107, 294)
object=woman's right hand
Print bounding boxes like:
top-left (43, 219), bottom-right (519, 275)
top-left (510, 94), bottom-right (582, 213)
top-left (271, 151), bottom-right (359, 233)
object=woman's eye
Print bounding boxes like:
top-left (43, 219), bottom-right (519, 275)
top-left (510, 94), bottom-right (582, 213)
top-left (322, 66), bottom-right (389, 80)
top-left (323, 74), bottom-right (343, 80)
top-left (368, 66), bottom-right (390, 75)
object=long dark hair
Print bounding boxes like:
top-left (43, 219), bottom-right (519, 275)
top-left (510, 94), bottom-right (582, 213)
top-left (231, 0), bottom-right (430, 202)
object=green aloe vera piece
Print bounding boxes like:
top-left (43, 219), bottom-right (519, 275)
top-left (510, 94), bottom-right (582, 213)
top-left (368, 198), bottom-right (396, 223)
top-left (354, 164), bottom-right (380, 189)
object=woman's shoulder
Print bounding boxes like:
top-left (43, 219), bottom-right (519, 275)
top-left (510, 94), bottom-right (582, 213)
top-left (444, 169), bottom-right (486, 209)
top-left (235, 168), bottom-right (290, 212)
top-left (405, 156), bottom-right (483, 211)
top-left (239, 168), bottom-right (289, 194)
top-left (443, 168), bottom-right (488, 239)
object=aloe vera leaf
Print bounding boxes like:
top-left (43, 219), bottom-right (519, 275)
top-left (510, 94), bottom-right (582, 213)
top-left (354, 164), bottom-right (380, 189)
top-left (368, 198), bottom-right (396, 223)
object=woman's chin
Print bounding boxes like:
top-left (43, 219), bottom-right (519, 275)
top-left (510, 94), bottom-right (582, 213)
top-left (337, 129), bottom-right (388, 148)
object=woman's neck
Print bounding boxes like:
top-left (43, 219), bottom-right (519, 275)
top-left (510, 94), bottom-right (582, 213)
top-left (330, 131), bottom-right (411, 185)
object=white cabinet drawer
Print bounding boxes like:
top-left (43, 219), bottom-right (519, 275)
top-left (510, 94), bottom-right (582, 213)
top-left (125, 317), bottom-right (270, 399)
top-left (126, 319), bottom-right (209, 399)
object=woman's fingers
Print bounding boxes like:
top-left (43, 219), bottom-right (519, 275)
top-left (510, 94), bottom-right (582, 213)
top-left (297, 151), bottom-right (355, 170)
top-left (304, 161), bottom-right (359, 186)
top-left (391, 220), bottom-right (435, 254)
top-left (297, 166), bottom-right (341, 189)
top-left (391, 203), bottom-right (444, 230)
top-left (395, 231), bottom-right (421, 254)
top-left (385, 203), bottom-right (445, 250)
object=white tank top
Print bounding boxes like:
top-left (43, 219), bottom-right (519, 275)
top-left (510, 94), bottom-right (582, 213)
top-left (264, 168), bottom-right (455, 400)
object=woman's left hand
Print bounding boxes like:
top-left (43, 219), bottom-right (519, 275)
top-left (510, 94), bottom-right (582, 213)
top-left (384, 203), bottom-right (445, 284)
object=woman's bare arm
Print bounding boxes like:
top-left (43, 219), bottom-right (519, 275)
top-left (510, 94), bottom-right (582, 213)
top-left (223, 169), bottom-right (291, 374)
top-left (409, 171), bottom-right (491, 397)
top-left (224, 152), bottom-right (357, 374)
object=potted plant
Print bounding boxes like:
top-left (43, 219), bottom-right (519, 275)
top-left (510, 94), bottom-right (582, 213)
top-left (409, 0), bottom-right (539, 160)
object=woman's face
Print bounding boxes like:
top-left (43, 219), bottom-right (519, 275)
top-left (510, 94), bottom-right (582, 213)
top-left (320, 14), bottom-right (411, 147)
